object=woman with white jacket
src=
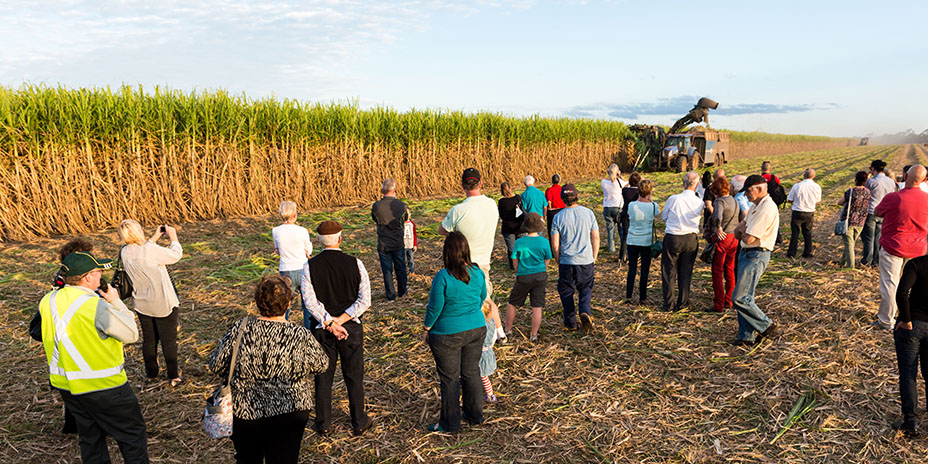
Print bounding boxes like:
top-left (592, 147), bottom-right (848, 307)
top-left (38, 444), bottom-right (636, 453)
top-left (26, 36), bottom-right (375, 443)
top-left (118, 219), bottom-right (184, 386)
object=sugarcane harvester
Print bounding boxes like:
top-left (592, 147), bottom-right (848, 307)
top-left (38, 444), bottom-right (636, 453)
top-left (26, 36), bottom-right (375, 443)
top-left (630, 97), bottom-right (730, 172)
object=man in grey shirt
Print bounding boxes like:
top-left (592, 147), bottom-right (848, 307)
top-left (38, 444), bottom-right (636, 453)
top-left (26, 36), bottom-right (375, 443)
top-left (860, 160), bottom-right (897, 267)
top-left (371, 179), bottom-right (409, 301)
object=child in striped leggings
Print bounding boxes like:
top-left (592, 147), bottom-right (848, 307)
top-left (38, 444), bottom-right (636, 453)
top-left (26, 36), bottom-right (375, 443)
top-left (480, 302), bottom-right (498, 403)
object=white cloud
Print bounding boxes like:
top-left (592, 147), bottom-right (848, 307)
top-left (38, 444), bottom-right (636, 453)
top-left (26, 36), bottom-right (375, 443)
top-left (0, 0), bottom-right (533, 95)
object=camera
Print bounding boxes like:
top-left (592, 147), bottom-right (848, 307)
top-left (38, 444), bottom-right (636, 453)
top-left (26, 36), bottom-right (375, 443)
top-left (160, 225), bottom-right (166, 233)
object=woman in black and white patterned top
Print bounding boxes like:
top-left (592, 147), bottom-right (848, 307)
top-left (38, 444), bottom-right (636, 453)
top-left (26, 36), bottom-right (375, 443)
top-left (209, 275), bottom-right (328, 464)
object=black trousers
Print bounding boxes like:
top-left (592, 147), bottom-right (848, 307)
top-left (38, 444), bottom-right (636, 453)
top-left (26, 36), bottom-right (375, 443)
top-left (547, 209), bottom-right (562, 249)
top-left (427, 326), bottom-right (485, 432)
top-left (231, 410), bottom-right (310, 464)
top-left (310, 322), bottom-right (370, 432)
top-left (787, 211), bottom-right (815, 257)
top-left (60, 383), bottom-right (149, 464)
top-left (626, 245), bottom-right (652, 301)
top-left (660, 233), bottom-right (698, 311)
top-left (137, 307), bottom-right (180, 379)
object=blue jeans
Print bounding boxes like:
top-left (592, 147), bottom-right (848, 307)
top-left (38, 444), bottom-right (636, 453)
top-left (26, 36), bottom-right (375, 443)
top-left (378, 249), bottom-right (408, 300)
top-left (894, 320), bottom-right (928, 430)
top-left (733, 248), bottom-right (772, 342)
top-left (860, 214), bottom-right (883, 266)
top-left (405, 249), bottom-right (416, 275)
top-left (502, 233), bottom-right (521, 269)
top-left (279, 269), bottom-right (302, 321)
top-left (603, 207), bottom-right (621, 252)
top-left (557, 263), bottom-right (595, 328)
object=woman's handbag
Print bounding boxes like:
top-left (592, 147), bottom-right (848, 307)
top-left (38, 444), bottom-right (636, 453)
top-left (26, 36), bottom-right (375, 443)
top-left (699, 242), bottom-right (716, 264)
top-left (834, 189), bottom-right (852, 236)
top-left (203, 318), bottom-right (249, 439)
top-left (650, 203), bottom-right (663, 258)
top-left (110, 247), bottom-right (133, 300)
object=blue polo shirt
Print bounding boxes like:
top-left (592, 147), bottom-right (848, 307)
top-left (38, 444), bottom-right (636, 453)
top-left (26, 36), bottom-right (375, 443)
top-left (520, 186), bottom-right (547, 217)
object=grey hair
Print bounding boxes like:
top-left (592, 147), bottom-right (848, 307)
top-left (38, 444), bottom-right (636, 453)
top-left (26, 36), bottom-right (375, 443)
top-left (381, 179), bottom-right (396, 194)
top-left (684, 171), bottom-right (700, 189)
top-left (524, 175), bottom-right (535, 186)
top-left (608, 163), bottom-right (620, 176)
top-left (730, 175), bottom-right (746, 192)
top-left (803, 168), bottom-right (815, 179)
top-left (319, 232), bottom-right (341, 247)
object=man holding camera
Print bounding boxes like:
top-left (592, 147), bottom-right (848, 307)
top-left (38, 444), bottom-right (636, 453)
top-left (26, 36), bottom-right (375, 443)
top-left (37, 250), bottom-right (148, 463)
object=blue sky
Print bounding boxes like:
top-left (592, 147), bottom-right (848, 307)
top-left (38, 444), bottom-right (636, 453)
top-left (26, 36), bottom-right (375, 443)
top-left (2, 0), bottom-right (925, 137)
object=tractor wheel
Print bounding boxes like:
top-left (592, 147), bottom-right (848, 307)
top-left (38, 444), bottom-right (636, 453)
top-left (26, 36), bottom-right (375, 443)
top-left (692, 151), bottom-right (701, 169)
top-left (676, 156), bottom-right (687, 172)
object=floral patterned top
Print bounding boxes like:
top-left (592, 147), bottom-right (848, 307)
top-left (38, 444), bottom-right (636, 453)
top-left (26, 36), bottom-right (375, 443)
top-left (209, 318), bottom-right (328, 420)
top-left (841, 186), bottom-right (871, 227)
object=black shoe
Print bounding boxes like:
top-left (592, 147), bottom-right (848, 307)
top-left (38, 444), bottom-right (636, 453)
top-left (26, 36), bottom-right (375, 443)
top-left (564, 324), bottom-right (578, 332)
top-left (579, 313), bottom-right (594, 333)
top-left (729, 339), bottom-right (756, 347)
top-left (892, 419), bottom-right (919, 438)
top-left (758, 322), bottom-right (778, 340)
top-left (352, 419), bottom-right (374, 437)
top-left (314, 425), bottom-right (332, 437)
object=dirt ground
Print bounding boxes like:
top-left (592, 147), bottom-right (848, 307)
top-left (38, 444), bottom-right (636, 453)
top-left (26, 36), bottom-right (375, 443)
top-left (2, 144), bottom-right (927, 463)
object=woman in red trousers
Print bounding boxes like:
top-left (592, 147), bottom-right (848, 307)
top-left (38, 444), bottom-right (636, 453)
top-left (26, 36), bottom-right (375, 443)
top-left (708, 178), bottom-right (742, 312)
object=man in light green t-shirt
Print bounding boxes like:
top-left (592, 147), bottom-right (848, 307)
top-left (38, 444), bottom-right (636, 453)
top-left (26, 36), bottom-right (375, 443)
top-left (439, 167), bottom-right (504, 340)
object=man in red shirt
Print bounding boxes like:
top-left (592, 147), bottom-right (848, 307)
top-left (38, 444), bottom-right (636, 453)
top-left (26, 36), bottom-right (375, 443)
top-left (874, 165), bottom-right (928, 330)
top-left (545, 174), bottom-right (566, 239)
top-left (760, 161), bottom-right (780, 185)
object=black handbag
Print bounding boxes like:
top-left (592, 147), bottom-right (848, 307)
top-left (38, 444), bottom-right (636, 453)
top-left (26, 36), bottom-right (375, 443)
top-left (110, 246), bottom-right (134, 300)
top-left (649, 203), bottom-right (663, 258)
top-left (699, 242), bottom-right (716, 264)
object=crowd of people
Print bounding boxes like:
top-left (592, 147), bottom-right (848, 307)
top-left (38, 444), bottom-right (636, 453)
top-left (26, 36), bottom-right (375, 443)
top-left (32, 159), bottom-right (928, 463)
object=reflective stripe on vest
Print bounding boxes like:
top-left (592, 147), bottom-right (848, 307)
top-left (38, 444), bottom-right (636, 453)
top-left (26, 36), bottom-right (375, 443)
top-left (47, 290), bottom-right (125, 381)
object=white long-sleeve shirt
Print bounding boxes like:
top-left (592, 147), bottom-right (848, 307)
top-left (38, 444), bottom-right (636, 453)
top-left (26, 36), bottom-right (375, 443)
top-left (662, 189), bottom-right (705, 235)
top-left (300, 250), bottom-right (371, 329)
top-left (121, 241), bottom-right (182, 317)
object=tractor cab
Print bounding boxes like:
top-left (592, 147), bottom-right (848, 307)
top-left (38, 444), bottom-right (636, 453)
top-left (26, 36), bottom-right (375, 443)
top-left (662, 134), bottom-right (696, 162)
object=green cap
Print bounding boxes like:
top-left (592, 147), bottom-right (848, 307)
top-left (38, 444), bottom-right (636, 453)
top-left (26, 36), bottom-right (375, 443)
top-left (61, 251), bottom-right (113, 277)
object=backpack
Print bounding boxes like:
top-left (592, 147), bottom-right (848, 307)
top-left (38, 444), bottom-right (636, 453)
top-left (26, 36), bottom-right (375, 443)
top-left (767, 177), bottom-right (787, 206)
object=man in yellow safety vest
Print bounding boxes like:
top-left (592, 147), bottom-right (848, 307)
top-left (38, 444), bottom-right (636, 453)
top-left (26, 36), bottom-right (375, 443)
top-left (38, 249), bottom-right (149, 463)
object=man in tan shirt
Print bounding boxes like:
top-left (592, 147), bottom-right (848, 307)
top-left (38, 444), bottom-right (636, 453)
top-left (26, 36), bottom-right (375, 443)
top-left (731, 175), bottom-right (780, 346)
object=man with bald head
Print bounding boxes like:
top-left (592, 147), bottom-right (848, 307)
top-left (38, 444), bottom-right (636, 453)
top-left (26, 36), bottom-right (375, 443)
top-left (731, 175), bottom-right (780, 345)
top-left (660, 171), bottom-right (704, 311)
top-left (786, 168), bottom-right (822, 258)
top-left (873, 164), bottom-right (928, 330)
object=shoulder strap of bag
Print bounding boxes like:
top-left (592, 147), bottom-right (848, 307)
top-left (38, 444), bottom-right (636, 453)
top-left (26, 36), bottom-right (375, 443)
top-left (227, 318), bottom-right (249, 385)
top-left (845, 188), bottom-right (854, 225)
top-left (651, 202), bottom-right (659, 243)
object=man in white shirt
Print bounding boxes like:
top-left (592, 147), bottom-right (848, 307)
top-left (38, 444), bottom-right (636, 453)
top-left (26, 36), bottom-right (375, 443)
top-left (660, 171), bottom-right (704, 311)
top-left (785, 168), bottom-right (822, 258)
top-left (438, 167), bottom-right (505, 340)
top-left (731, 175), bottom-right (780, 346)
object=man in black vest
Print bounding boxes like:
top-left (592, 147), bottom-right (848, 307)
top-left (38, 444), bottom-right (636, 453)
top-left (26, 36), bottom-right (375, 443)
top-left (300, 221), bottom-right (373, 437)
